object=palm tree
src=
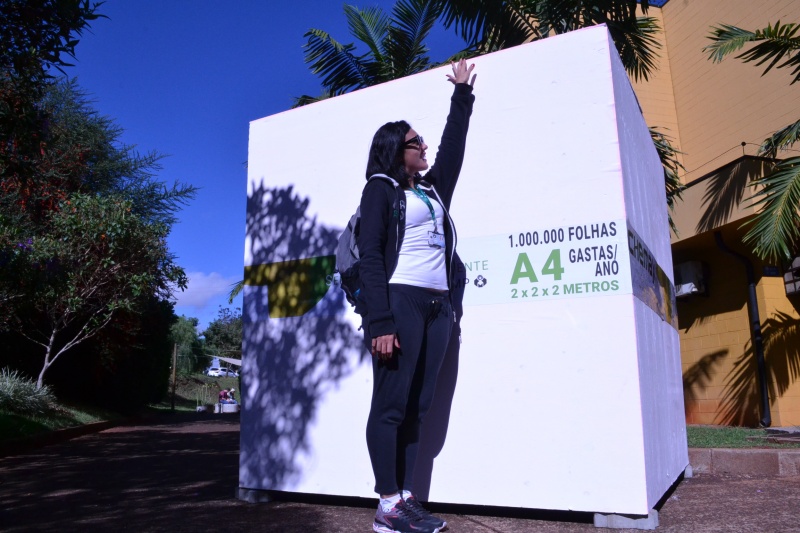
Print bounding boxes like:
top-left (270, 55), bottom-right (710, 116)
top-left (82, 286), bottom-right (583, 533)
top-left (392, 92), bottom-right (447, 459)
top-left (294, 0), bottom-right (444, 106)
top-left (437, 0), bottom-right (660, 82)
top-left (705, 21), bottom-right (800, 260)
top-left (230, 1), bottom-right (445, 303)
top-left (436, 0), bottom-right (683, 229)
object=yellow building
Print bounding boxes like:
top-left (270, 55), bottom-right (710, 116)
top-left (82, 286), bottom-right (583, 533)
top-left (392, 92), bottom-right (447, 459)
top-left (631, 0), bottom-right (800, 426)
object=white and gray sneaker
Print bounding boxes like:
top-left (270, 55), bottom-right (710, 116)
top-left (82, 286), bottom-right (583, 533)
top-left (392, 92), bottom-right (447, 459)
top-left (373, 498), bottom-right (440, 533)
top-left (402, 494), bottom-right (447, 531)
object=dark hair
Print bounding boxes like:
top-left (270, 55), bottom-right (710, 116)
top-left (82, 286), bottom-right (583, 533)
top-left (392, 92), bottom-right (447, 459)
top-left (365, 120), bottom-right (412, 185)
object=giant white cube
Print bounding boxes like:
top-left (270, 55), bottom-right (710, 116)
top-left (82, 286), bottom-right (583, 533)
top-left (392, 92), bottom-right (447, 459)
top-left (240, 25), bottom-right (688, 516)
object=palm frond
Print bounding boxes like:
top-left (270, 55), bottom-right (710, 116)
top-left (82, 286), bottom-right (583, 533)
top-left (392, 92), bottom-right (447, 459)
top-left (292, 89), bottom-right (335, 109)
top-left (705, 24), bottom-right (758, 63)
top-left (393, 0), bottom-right (441, 56)
top-left (302, 28), bottom-right (369, 94)
top-left (737, 21), bottom-right (800, 82)
top-left (524, 1), bottom-right (659, 79)
top-left (481, 0), bottom-right (539, 51)
top-left (292, 95), bottom-right (319, 108)
top-left (344, 4), bottom-right (391, 64)
top-left (502, 0), bottom-right (541, 42)
top-left (536, 0), bottom-right (642, 34)
top-left (384, 0), bottom-right (441, 77)
top-left (705, 21), bottom-right (800, 83)
top-left (439, 0), bottom-right (505, 48)
top-left (227, 279), bottom-right (244, 304)
top-left (440, 0), bottom-right (657, 61)
top-left (608, 15), bottom-right (661, 82)
top-left (437, 48), bottom-right (483, 66)
top-left (651, 127), bottom-right (685, 235)
top-left (742, 156), bottom-right (800, 260)
top-left (534, 0), bottom-right (579, 34)
top-left (759, 119), bottom-right (800, 159)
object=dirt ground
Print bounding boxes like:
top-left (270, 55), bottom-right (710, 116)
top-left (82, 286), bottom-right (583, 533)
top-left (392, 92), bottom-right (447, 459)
top-left (0, 413), bottom-right (799, 532)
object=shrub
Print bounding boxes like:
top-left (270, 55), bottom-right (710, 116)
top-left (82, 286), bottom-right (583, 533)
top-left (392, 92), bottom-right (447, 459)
top-left (195, 383), bottom-right (213, 407)
top-left (0, 368), bottom-right (55, 415)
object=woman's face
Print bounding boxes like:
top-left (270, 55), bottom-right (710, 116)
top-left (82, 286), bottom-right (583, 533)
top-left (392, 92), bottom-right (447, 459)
top-left (403, 129), bottom-right (429, 176)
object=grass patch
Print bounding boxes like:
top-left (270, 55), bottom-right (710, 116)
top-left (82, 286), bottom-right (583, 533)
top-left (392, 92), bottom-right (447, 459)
top-left (0, 367), bottom-right (56, 415)
top-left (687, 425), bottom-right (800, 448)
top-left (0, 368), bottom-right (124, 444)
top-left (0, 401), bottom-right (120, 443)
top-left (0, 372), bottom-right (239, 446)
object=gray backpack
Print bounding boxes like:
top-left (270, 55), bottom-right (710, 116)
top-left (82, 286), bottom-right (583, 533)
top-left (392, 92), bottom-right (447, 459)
top-left (334, 174), bottom-right (399, 308)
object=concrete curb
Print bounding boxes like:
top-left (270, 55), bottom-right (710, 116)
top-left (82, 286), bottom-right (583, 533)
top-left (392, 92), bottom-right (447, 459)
top-left (689, 447), bottom-right (800, 477)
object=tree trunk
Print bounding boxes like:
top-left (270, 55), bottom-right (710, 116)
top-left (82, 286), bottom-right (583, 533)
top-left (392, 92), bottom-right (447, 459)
top-left (36, 330), bottom-right (57, 389)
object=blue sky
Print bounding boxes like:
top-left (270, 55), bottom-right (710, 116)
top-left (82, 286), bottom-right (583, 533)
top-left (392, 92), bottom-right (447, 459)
top-left (66, 1), bottom-right (463, 331)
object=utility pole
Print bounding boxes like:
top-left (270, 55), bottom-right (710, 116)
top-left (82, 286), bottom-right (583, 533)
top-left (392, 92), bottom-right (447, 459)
top-left (171, 343), bottom-right (177, 412)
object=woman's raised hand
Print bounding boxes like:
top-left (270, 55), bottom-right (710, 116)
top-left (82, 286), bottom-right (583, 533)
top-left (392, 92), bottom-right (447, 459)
top-left (446, 58), bottom-right (476, 87)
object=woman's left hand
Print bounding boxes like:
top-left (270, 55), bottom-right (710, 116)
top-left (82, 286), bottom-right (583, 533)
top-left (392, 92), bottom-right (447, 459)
top-left (447, 58), bottom-right (476, 87)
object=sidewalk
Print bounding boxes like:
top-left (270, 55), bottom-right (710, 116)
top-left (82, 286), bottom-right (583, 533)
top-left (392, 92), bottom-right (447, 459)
top-left (0, 414), bottom-right (798, 532)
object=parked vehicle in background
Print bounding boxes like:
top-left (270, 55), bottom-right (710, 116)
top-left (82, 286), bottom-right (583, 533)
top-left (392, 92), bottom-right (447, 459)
top-left (206, 367), bottom-right (238, 378)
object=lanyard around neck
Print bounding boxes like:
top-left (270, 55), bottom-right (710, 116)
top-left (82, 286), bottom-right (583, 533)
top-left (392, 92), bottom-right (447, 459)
top-left (410, 185), bottom-right (438, 232)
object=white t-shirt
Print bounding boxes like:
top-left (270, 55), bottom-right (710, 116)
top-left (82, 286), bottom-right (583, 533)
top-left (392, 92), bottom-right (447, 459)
top-left (389, 189), bottom-right (448, 290)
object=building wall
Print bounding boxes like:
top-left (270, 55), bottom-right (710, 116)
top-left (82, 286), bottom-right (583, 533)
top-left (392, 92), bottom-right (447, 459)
top-left (658, 0), bottom-right (800, 182)
top-left (629, 0), bottom-right (800, 427)
top-left (757, 277), bottom-right (800, 426)
top-left (673, 223), bottom-right (800, 427)
top-left (630, 6), bottom-right (683, 167)
top-left (673, 227), bottom-right (757, 426)
top-left (668, 157), bottom-right (767, 242)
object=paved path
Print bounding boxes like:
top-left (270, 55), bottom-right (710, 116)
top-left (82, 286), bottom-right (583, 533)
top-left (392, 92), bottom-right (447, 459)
top-left (1, 414), bottom-right (799, 532)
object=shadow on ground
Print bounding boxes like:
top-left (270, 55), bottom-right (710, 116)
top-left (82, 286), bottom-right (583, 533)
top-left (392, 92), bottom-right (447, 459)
top-left (2, 413), bottom-right (800, 533)
top-left (0, 414), bottom-right (265, 532)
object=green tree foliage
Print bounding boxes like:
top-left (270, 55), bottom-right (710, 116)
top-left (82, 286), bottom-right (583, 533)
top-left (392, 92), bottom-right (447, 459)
top-left (705, 21), bottom-right (800, 260)
top-left (170, 315), bottom-right (204, 375)
top-left (91, 298), bottom-right (176, 411)
top-left (1, 80), bottom-right (196, 241)
top-left (1, 1), bottom-right (105, 232)
top-left (0, 82), bottom-right (194, 392)
top-left (295, 0), bottom-right (444, 105)
top-left (13, 193), bottom-right (187, 389)
top-left (203, 307), bottom-right (243, 361)
top-left (43, 297), bottom-right (177, 412)
top-left (0, 2), bottom-right (197, 392)
top-left (1, 0), bottom-right (102, 81)
top-left (1, 1), bottom-right (103, 319)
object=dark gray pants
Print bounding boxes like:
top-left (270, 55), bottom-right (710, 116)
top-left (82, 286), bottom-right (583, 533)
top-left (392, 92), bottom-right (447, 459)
top-left (365, 284), bottom-right (453, 495)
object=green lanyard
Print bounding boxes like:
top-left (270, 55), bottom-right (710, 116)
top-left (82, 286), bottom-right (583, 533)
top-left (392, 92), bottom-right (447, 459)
top-left (411, 185), bottom-right (438, 232)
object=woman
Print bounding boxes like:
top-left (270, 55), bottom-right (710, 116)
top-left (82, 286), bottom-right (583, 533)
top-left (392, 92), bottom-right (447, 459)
top-left (358, 59), bottom-right (476, 533)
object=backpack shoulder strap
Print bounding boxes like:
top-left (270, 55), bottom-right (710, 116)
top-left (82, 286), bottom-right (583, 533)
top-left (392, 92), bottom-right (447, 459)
top-left (367, 173), bottom-right (399, 188)
top-left (366, 173), bottom-right (404, 214)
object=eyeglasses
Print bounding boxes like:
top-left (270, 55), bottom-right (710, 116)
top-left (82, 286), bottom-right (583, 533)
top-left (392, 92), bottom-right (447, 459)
top-left (403, 135), bottom-right (424, 149)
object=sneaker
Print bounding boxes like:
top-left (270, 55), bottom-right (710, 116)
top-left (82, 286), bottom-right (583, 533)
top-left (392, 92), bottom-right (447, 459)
top-left (403, 494), bottom-right (447, 531)
top-left (373, 499), bottom-right (440, 533)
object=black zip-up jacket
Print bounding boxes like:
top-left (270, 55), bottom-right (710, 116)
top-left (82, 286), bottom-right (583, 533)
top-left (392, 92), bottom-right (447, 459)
top-left (357, 83), bottom-right (475, 338)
